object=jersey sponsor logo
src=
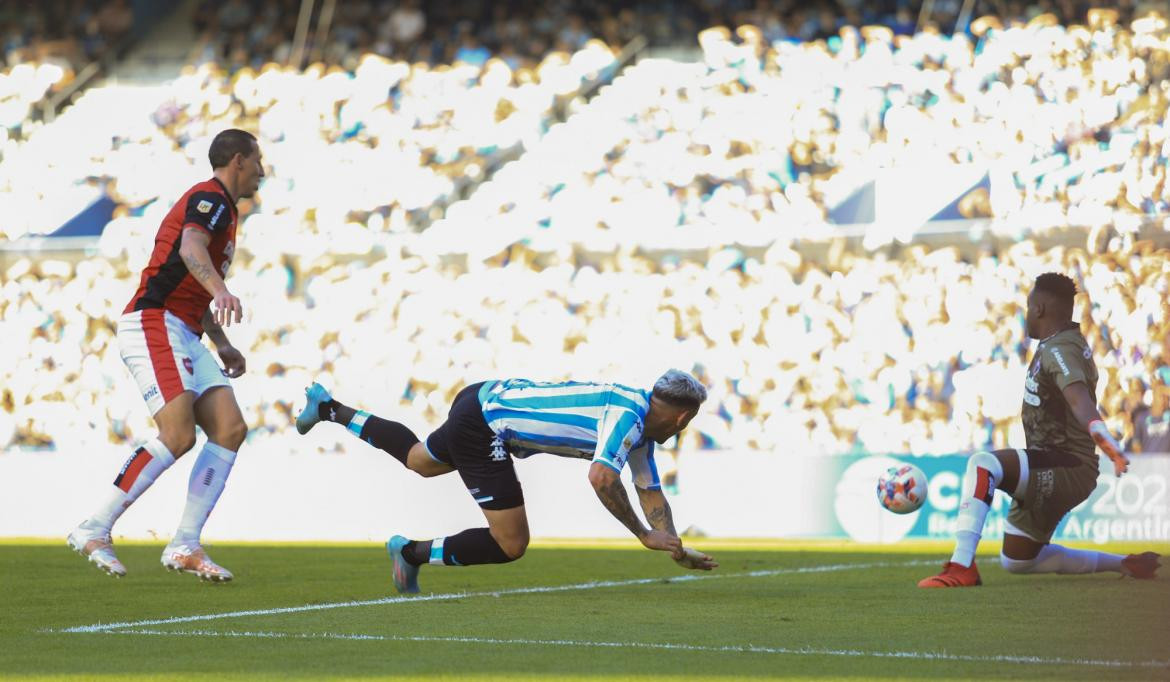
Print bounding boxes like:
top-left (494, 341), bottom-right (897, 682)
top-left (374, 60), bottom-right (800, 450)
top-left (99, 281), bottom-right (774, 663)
top-left (182, 357), bottom-right (194, 374)
top-left (1023, 391), bottom-right (1041, 406)
top-left (1050, 348), bottom-right (1070, 376)
top-left (196, 199), bottom-right (213, 213)
top-left (209, 203), bottom-right (226, 228)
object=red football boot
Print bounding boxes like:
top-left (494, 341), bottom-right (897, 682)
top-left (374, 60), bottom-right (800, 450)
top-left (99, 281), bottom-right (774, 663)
top-left (918, 560), bottom-right (982, 588)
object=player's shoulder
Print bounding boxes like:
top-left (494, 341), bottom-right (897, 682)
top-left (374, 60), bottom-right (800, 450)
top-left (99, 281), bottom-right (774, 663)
top-left (182, 177), bottom-right (229, 200)
top-left (610, 382), bottom-right (651, 408)
top-left (1046, 327), bottom-right (1092, 359)
top-left (183, 179), bottom-right (229, 208)
top-left (1043, 327), bottom-right (1093, 374)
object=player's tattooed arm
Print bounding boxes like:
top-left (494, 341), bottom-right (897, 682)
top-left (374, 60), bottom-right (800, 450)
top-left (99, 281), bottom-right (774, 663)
top-left (179, 227), bottom-right (227, 296)
top-left (636, 487), bottom-right (677, 535)
top-left (590, 464), bottom-right (647, 538)
top-left (589, 462), bottom-right (683, 554)
top-left (180, 227), bottom-right (243, 327)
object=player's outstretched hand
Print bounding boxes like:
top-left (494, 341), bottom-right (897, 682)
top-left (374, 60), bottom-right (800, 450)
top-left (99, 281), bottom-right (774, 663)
top-left (673, 547), bottom-right (718, 571)
top-left (640, 529), bottom-right (683, 554)
top-left (217, 345), bottom-right (246, 378)
top-left (1089, 420), bottom-right (1128, 476)
top-left (212, 289), bottom-right (243, 327)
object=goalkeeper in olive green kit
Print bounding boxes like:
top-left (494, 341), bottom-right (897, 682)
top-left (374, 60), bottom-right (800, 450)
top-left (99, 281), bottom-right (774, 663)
top-left (920, 272), bottom-right (1161, 587)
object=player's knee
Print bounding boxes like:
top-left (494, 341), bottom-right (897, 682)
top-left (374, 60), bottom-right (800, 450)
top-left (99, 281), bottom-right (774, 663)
top-left (216, 418), bottom-right (247, 451)
top-left (1000, 552), bottom-right (1035, 574)
top-left (967, 450), bottom-right (999, 474)
top-left (498, 535), bottom-right (528, 560)
top-left (160, 428), bottom-right (197, 456)
top-left (406, 454), bottom-right (445, 478)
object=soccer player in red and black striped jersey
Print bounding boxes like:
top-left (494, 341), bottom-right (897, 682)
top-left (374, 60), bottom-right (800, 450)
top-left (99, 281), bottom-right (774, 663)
top-left (68, 129), bottom-right (264, 581)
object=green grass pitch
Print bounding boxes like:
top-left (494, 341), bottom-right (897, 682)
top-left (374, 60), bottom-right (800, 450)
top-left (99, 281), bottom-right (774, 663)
top-left (2, 539), bottom-right (1167, 681)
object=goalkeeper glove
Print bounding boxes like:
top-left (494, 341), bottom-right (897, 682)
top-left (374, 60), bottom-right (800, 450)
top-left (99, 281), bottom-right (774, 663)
top-left (1088, 420), bottom-right (1128, 476)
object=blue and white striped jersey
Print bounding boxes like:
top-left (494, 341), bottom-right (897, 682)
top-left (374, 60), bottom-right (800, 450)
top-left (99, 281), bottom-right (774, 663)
top-left (477, 379), bottom-right (661, 489)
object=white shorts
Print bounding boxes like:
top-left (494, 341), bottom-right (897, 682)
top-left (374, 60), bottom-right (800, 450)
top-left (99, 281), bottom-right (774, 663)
top-left (117, 309), bottom-right (230, 415)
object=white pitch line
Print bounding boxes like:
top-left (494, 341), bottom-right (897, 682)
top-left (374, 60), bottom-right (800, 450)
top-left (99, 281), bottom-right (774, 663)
top-left (102, 628), bottom-right (1170, 670)
top-left (59, 559), bottom-right (934, 633)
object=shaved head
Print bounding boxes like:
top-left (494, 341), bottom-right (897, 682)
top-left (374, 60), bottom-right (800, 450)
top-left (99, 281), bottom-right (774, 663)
top-left (1026, 272), bottom-right (1077, 339)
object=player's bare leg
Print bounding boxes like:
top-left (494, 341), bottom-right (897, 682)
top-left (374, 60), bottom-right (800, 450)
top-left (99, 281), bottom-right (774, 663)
top-left (68, 392), bottom-right (197, 577)
top-left (388, 506), bottom-right (530, 594)
top-left (482, 506), bottom-right (531, 560)
top-left (161, 386), bottom-right (244, 582)
top-left (405, 442), bottom-right (455, 477)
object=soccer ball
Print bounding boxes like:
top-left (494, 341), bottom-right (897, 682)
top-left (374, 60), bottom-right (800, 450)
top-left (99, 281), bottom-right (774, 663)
top-left (876, 463), bottom-right (928, 514)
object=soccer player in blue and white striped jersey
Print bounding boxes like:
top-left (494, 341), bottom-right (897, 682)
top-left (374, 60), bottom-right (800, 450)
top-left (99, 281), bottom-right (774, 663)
top-left (295, 369), bottom-right (717, 593)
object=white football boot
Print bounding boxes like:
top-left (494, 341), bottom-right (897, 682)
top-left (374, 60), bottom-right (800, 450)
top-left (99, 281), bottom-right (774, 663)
top-left (67, 522), bottom-right (127, 578)
top-left (161, 542), bottom-right (234, 582)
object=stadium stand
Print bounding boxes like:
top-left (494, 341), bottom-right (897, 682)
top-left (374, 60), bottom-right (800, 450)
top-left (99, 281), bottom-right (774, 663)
top-left (1, 1), bottom-right (1168, 465)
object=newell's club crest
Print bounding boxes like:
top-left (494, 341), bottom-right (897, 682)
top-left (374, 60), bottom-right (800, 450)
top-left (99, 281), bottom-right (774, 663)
top-left (183, 357), bottom-right (194, 375)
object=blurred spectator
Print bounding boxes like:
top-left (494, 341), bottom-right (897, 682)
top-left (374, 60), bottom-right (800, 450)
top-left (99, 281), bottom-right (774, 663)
top-left (1129, 375), bottom-right (1170, 453)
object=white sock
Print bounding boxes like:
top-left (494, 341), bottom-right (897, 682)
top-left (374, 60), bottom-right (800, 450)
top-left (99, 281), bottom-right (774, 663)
top-left (173, 442), bottom-right (237, 546)
top-left (1000, 544), bottom-right (1124, 574)
top-left (88, 439), bottom-right (176, 534)
top-left (950, 451), bottom-right (1003, 567)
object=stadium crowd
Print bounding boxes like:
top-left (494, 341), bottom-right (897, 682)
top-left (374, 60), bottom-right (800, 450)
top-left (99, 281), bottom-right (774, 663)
top-left (0, 0), bottom-right (140, 133)
top-left (3, 230), bottom-right (1168, 459)
top-left (187, 0), bottom-right (1158, 73)
top-left (428, 5), bottom-right (1170, 263)
top-left (1, 2), bottom-right (1168, 461)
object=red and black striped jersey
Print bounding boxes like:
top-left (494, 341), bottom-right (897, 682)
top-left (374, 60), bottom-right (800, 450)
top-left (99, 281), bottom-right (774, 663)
top-left (123, 178), bottom-right (238, 334)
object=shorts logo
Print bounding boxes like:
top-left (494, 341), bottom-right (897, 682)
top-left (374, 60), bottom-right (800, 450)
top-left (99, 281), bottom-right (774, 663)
top-left (196, 199), bottom-right (213, 213)
top-left (1035, 469), bottom-right (1055, 506)
top-left (489, 437), bottom-right (508, 462)
top-left (182, 357), bottom-right (194, 374)
top-left (143, 385), bottom-right (159, 401)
